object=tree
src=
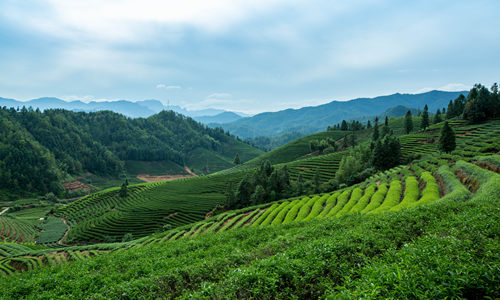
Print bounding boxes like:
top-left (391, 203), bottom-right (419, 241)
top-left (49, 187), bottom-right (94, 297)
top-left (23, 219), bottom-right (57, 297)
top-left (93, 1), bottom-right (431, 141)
top-left (296, 173), bottom-right (304, 196)
top-left (421, 104), bottom-right (429, 130)
top-left (372, 117), bottom-right (379, 140)
top-left (438, 121), bottom-right (456, 153)
top-left (236, 176), bottom-right (253, 208)
top-left (372, 135), bottom-right (401, 170)
top-left (366, 120), bottom-right (372, 129)
top-left (434, 109), bottom-right (442, 124)
top-left (382, 116), bottom-right (390, 137)
top-left (446, 100), bottom-right (454, 119)
top-left (340, 120), bottom-right (348, 131)
top-left (233, 153), bottom-right (241, 165)
top-left (405, 110), bottom-right (413, 134)
top-left (250, 185), bottom-right (266, 205)
top-left (224, 182), bottom-right (236, 209)
top-left (119, 180), bottom-right (128, 198)
top-left (313, 170), bottom-right (320, 194)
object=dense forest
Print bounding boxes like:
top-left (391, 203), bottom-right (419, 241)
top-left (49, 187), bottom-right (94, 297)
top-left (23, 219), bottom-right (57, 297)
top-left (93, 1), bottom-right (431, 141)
top-left (0, 108), bottom-right (252, 196)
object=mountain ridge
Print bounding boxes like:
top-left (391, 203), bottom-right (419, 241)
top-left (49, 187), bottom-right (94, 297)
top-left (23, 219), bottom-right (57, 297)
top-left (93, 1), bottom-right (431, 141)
top-left (216, 90), bottom-right (467, 138)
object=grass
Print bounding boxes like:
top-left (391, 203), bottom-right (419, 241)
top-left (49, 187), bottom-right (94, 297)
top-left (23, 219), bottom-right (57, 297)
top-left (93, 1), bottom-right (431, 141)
top-left (0, 170), bottom-right (498, 298)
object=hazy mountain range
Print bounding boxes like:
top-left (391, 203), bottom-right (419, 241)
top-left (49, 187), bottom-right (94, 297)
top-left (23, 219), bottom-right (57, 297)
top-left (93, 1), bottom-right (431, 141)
top-left (214, 90), bottom-right (467, 138)
top-left (1, 90), bottom-right (467, 139)
top-left (0, 97), bottom-right (246, 122)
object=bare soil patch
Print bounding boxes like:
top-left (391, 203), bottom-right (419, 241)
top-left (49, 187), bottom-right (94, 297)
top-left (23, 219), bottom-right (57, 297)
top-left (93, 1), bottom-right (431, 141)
top-left (62, 181), bottom-right (92, 193)
top-left (136, 174), bottom-right (194, 182)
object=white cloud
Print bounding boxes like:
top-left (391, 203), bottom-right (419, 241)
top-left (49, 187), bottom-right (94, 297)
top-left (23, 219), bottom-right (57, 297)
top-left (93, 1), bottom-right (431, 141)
top-left (157, 84), bottom-right (181, 89)
top-left (1, 0), bottom-right (291, 43)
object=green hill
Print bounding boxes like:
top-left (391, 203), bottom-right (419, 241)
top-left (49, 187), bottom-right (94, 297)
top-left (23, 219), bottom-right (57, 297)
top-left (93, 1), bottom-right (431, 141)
top-left (0, 108), bottom-right (263, 198)
top-left (0, 154), bottom-right (498, 298)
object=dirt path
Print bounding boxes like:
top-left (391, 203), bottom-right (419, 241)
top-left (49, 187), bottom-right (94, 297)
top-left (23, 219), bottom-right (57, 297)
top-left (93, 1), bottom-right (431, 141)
top-left (57, 217), bottom-right (70, 245)
top-left (0, 207), bottom-right (9, 215)
top-left (184, 166), bottom-right (197, 176)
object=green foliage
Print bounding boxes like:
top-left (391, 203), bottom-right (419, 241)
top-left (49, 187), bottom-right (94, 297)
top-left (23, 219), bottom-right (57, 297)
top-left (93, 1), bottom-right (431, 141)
top-left (421, 104), bottom-right (430, 130)
top-left (337, 187), bottom-right (363, 216)
top-left (361, 183), bottom-right (388, 213)
top-left (0, 107), bottom-right (262, 196)
top-left (350, 185), bottom-right (376, 213)
top-left (2, 179), bottom-right (498, 298)
top-left (294, 196), bottom-right (318, 222)
top-left (270, 200), bottom-right (296, 225)
top-left (370, 180), bottom-right (402, 213)
top-left (233, 153), bottom-right (241, 165)
top-left (283, 197), bottom-right (309, 224)
top-left (372, 135), bottom-right (402, 170)
top-left (405, 110), bottom-right (413, 134)
top-left (317, 192), bottom-right (339, 218)
top-left (36, 217), bottom-right (67, 244)
top-left (414, 172), bottom-right (440, 205)
top-left (326, 190), bottom-right (351, 217)
top-left (438, 121), bottom-right (456, 153)
top-left (391, 176), bottom-right (419, 211)
top-left (463, 84), bottom-right (500, 123)
top-left (303, 194), bottom-right (329, 221)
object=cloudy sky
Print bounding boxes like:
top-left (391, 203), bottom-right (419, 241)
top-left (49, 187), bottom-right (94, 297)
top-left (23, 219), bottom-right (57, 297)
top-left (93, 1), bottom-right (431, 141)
top-left (1, 0), bottom-right (499, 113)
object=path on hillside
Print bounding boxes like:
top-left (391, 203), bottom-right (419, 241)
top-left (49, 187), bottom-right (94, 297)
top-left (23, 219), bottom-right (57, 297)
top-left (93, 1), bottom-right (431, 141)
top-left (184, 166), bottom-right (197, 176)
top-left (0, 207), bottom-right (9, 215)
top-left (57, 217), bottom-right (70, 245)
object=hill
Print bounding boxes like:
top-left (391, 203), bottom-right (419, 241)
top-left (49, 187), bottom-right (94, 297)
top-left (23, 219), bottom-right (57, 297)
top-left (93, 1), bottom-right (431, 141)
top-left (217, 90), bottom-right (467, 138)
top-left (1, 152), bottom-right (498, 298)
top-left (193, 111), bottom-right (243, 124)
top-left (0, 108), bottom-right (262, 198)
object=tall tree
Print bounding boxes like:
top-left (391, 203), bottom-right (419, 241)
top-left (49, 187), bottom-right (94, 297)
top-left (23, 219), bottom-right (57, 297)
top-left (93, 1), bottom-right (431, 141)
top-left (433, 109), bottom-right (442, 124)
top-left (421, 104), bottom-right (429, 130)
top-left (119, 180), bottom-right (128, 198)
top-left (381, 116), bottom-right (390, 137)
top-left (233, 153), bottom-right (241, 165)
top-left (366, 120), bottom-right (372, 129)
top-left (372, 117), bottom-right (379, 140)
top-left (340, 120), bottom-right (348, 131)
top-left (405, 110), bottom-right (413, 134)
top-left (446, 100), bottom-right (454, 119)
top-left (438, 121), bottom-right (456, 153)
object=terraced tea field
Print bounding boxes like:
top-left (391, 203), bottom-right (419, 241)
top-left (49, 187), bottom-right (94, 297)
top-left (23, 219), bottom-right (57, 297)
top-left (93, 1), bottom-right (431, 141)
top-left (122, 154), bottom-right (499, 247)
top-left (54, 170), bottom-right (253, 243)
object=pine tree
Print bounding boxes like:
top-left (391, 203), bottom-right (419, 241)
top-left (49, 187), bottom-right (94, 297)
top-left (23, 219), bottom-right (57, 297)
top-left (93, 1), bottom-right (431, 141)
top-left (446, 100), bottom-right (454, 119)
top-left (296, 173), bottom-right (304, 196)
top-left (233, 153), bottom-right (241, 165)
top-left (438, 121), bottom-right (456, 153)
top-left (366, 120), bottom-right (372, 129)
top-left (313, 170), bottom-right (320, 194)
top-left (405, 110), bottom-right (413, 134)
top-left (382, 116), bottom-right (390, 137)
top-left (434, 109), bottom-right (442, 124)
top-left (340, 120), bottom-right (348, 131)
top-left (372, 117), bottom-right (379, 140)
top-left (421, 104), bottom-right (429, 130)
top-left (119, 180), bottom-right (128, 198)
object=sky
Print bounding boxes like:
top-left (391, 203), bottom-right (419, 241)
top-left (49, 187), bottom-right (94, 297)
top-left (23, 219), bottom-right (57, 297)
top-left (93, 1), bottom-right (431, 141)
top-left (0, 0), bottom-right (499, 114)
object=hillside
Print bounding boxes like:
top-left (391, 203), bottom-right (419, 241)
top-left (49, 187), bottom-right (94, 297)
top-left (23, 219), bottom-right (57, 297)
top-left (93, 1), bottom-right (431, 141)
top-left (3, 118), bottom-right (493, 244)
top-left (0, 108), bottom-right (262, 197)
top-left (1, 152), bottom-right (498, 298)
top-left (218, 90), bottom-right (466, 138)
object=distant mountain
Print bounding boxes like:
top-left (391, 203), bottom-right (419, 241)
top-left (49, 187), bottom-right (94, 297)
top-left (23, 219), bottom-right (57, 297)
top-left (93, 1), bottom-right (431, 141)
top-left (217, 90), bottom-right (467, 138)
top-left (0, 97), bottom-right (245, 119)
top-left (194, 112), bottom-right (242, 124)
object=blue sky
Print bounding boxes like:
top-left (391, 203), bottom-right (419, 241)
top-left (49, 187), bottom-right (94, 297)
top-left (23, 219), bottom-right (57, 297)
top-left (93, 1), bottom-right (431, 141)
top-left (0, 0), bottom-right (499, 114)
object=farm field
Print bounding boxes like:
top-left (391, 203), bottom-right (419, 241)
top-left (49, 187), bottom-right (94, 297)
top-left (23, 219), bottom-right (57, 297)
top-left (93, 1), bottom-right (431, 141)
top-left (0, 154), bottom-right (498, 298)
top-left (34, 119), bottom-right (500, 245)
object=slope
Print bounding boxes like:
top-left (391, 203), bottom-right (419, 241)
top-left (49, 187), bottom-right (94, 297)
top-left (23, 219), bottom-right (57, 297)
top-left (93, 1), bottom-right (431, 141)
top-left (0, 155), bottom-right (498, 298)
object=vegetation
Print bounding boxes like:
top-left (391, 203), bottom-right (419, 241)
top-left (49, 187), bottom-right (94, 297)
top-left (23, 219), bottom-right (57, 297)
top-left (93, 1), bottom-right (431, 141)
top-left (0, 108), bottom-right (262, 197)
